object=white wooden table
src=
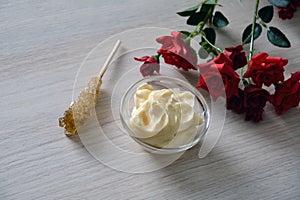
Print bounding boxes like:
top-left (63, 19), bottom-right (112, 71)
top-left (1, 0), bottom-right (299, 199)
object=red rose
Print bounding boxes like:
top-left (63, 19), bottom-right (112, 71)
top-left (226, 89), bottom-right (244, 114)
top-left (197, 58), bottom-right (240, 101)
top-left (197, 67), bottom-right (226, 101)
top-left (243, 85), bottom-right (270, 122)
top-left (213, 52), bottom-right (233, 65)
top-left (270, 72), bottom-right (300, 115)
top-left (245, 109), bottom-right (265, 122)
top-left (156, 31), bottom-right (197, 71)
top-left (244, 52), bottom-right (288, 87)
top-left (134, 56), bottom-right (160, 77)
top-left (224, 45), bottom-right (247, 70)
top-left (278, 2), bottom-right (297, 20)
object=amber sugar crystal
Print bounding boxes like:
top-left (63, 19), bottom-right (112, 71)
top-left (59, 77), bottom-right (102, 136)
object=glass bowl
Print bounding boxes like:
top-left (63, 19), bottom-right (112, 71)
top-left (120, 75), bottom-right (210, 154)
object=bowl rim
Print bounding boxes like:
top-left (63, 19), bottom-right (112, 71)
top-left (119, 75), bottom-right (211, 154)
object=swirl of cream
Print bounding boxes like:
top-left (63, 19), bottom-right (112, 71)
top-left (129, 83), bottom-right (202, 148)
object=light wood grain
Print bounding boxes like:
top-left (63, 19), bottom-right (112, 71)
top-left (1, 0), bottom-right (299, 199)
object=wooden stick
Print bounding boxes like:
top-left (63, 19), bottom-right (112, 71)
top-left (98, 40), bottom-right (121, 79)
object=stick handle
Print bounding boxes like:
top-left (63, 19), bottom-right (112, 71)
top-left (98, 40), bottom-right (121, 79)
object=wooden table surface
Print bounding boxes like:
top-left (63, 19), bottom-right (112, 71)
top-left (1, 0), bottom-right (299, 199)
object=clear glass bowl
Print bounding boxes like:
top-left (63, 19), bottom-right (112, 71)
top-left (120, 75), bottom-right (210, 154)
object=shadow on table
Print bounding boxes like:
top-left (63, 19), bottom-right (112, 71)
top-left (156, 106), bottom-right (299, 197)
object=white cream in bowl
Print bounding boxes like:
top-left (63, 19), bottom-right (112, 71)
top-left (129, 83), bottom-right (203, 148)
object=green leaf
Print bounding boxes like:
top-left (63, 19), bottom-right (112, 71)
top-left (200, 3), bottom-right (214, 14)
top-left (179, 31), bottom-right (191, 40)
top-left (187, 12), bottom-right (206, 25)
top-left (199, 40), bottom-right (219, 57)
top-left (213, 11), bottom-right (229, 28)
top-left (267, 26), bottom-right (291, 47)
top-left (200, 41), bottom-right (210, 49)
top-left (177, 4), bottom-right (200, 17)
top-left (258, 5), bottom-right (273, 23)
top-left (202, 28), bottom-right (216, 45)
top-left (180, 31), bottom-right (191, 39)
top-left (187, 4), bottom-right (214, 25)
top-left (242, 23), bottom-right (262, 44)
top-left (268, 0), bottom-right (291, 8)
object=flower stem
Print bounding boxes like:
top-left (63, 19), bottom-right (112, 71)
top-left (187, 0), bottom-right (222, 55)
top-left (201, 32), bottom-right (223, 54)
top-left (152, 54), bottom-right (161, 63)
top-left (241, 0), bottom-right (260, 85)
top-left (189, 0), bottom-right (218, 39)
top-left (257, 17), bottom-right (267, 29)
top-left (248, 0), bottom-right (260, 61)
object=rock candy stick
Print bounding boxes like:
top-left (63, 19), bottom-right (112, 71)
top-left (59, 40), bottom-right (121, 136)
